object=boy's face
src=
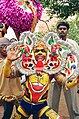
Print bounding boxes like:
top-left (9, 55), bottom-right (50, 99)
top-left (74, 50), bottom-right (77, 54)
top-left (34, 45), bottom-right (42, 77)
top-left (0, 38), bottom-right (10, 58)
top-left (0, 44), bottom-right (8, 58)
top-left (57, 25), bottom-right (68, 40)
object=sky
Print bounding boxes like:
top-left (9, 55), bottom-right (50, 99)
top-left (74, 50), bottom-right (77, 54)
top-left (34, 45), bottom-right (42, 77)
top-left (4, 27), bottom-right (17, 40)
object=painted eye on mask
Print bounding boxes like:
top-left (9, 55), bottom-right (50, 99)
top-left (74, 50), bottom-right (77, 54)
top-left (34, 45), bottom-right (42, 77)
top-left (35, 49), bottom-right (46, 53)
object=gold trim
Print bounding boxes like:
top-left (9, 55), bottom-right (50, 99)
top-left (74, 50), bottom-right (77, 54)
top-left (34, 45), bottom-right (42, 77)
top-left (18, 106), bottom-right (28, 117)
top-left (39, 106), bottom-right (49, 117)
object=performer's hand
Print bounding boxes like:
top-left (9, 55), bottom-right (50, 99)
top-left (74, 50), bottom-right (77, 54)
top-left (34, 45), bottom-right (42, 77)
top-left (65, 75), bottom-right (79, 89)
top-left (54, 72), bottom-right (67, 85)
top-left (7, 48), bottom-right (20, 61)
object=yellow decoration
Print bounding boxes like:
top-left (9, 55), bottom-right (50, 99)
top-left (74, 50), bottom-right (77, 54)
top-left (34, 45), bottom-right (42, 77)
top-left (46, 109), bottom-right (58, 119)
top-left (18, 106), bottom-right (29, 117)
top-left (39, 106), bottom-right (49, 117)
top-left (66, 77), bottom-right (78, 88)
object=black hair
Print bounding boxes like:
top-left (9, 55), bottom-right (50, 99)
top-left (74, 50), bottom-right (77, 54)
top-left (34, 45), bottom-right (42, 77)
top-left (57, 21), bottom-right (70, 30)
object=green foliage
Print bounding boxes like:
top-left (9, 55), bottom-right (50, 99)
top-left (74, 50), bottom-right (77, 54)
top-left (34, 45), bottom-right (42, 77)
top-left (50, 0), bottom-right (79, 19)
top-left (37, 0), bottom-right (51, 7)
top-left (35, 0), bottom-right (79, 45)
top-left (34, 32), bottom-right (45, 40)
top-left (38, 0), bottom-right (79, 19)
top-left (35, 15), bottom-right (79, 45)
top-left (68, 16), bottom-right (79, 45)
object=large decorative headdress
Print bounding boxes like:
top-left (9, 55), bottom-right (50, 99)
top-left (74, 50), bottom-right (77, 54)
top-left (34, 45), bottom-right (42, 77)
top-left (7, 31), bottom-right (79, 83)
top-left (0, 0), bottom-right (42, 33)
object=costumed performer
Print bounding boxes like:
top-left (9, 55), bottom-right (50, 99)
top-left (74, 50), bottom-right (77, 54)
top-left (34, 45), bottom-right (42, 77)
top-left (3, 33), bottom-right (63, 119)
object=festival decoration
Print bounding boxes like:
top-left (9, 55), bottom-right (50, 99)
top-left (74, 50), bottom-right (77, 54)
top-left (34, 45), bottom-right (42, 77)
top-left (0, 0), bottom-right (42, 33)
top-left (7, 31), bottom-right (79, 88)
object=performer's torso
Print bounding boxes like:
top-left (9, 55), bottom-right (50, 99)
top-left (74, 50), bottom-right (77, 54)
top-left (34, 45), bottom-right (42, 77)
top-left (23, 72), bottom-right (50, 103)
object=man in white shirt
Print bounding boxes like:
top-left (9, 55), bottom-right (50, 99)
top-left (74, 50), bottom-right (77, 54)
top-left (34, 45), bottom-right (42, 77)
top-left (49, 21), bottom-right (79, 119)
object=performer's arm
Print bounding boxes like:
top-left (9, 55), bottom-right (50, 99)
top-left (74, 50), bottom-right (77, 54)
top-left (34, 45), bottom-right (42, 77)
top-left (65, 75), bottom-right (79, 88)
top-left (3, 59), bottom-right (12, 78)
top-left (3, 49), bottom-right (21, 78)
top-left (54, 72), bottom-right (67, 85)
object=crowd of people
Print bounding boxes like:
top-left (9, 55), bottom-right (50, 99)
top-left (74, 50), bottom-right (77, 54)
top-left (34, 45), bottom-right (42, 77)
top-left (0, 21), bottom-right (79, 119)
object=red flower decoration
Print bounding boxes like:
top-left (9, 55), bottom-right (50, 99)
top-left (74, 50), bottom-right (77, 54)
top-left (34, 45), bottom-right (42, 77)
top-left (0, 0), bottom-right (42, 33)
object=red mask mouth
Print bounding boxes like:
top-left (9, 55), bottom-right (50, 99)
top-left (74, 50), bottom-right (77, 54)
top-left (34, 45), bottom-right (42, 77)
top-left (30, 82), bottom-right (47, 93)
top-left (32, 83), bottom-right (43, 91)
top-left (35, 54), bottom-right (45, 61)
